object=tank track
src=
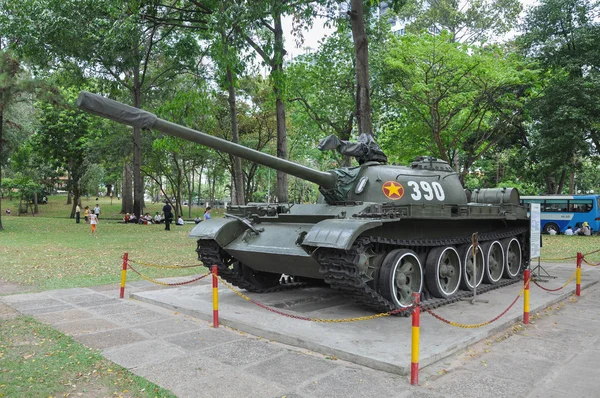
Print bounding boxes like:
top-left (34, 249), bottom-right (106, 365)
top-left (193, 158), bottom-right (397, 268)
top-left (196, 240), bottom-right (306, 293)
top-left (317, 227), bottom-right (529, 315)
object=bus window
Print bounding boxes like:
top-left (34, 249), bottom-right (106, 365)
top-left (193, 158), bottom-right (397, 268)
top-left (570, 199), bottom-right (593, 212)
top-left (543, 199), bottom-right (569, 212)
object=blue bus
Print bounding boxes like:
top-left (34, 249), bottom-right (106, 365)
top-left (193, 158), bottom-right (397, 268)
top-left (520, 195), bottom-right (600, 234)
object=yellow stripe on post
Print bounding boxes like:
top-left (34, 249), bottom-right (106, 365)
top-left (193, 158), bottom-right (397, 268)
top-left (411, 326), bottom-right (420, 362)
top-left (212, 265), bottom-right (219, 328)
top-left (523, 269), bottom-right (530, 324)
top-left (410, 293), bottom-right (420, 386)
top-left (119, 252), bottom-right (128, 299)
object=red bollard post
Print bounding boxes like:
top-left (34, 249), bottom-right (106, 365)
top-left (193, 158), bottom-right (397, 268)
top-left (523, 269), bottom-right (530, 325)
top-left (212, 265), bottom-right (219, 328)
top-left (119, 252), bottom-right (128, 299)
top-left (576, 252), bottom-right (582, 296)
top-left (411, 292), bottom-right (421, 386)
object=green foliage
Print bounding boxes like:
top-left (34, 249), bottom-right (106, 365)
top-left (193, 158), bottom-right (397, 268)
top-left (517, 0), bottom-right (600, 193)
top-left (380, 32), bottom-right (535, 176)
top-left (33, 98), bottom-right (93, 193)
top-left (399, 0), bottom-right (522, 43)
top-left (287, 27), bottom-right (356, 141)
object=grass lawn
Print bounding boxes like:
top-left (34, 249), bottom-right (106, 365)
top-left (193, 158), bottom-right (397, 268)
top-left (537, 235), bottom-right (600, 263)
top-left (0, 316), bottom-right (176, 398)
top-left (0, 194), bottom-right (226, 291)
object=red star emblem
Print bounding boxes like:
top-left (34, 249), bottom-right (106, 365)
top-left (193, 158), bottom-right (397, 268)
top-left (382, 181), bottom-right (404, 200)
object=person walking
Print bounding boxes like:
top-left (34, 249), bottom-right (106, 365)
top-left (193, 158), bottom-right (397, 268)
top-left (75, 204), bottom-right (81, 224)
top-left (162, 202), bottom-right (173, 231)
top-left (93, 204), bottom-right (101, 220)
top-left (89, 211), bottom-right (98, 237)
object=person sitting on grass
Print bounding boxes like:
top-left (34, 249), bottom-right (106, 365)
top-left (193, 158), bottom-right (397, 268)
top-left (564, 226), bottom-right (574, 235)
top-left (5, 208), bottom-right (10, 215)
top-left (176, 216), bottom-right (185, 226)
top-left (577, 222), bottom-right (592, 236)
top-left (194, 215), bottom-right (202, 224)
top-left (154, 212), bottom-right (163, 224)
top-left (129, 213), bottom-right (137, 224)
top-left (123, 213), bottom-right (131, 223)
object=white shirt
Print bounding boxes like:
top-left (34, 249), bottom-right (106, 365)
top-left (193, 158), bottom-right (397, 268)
top-left (565, 229), bottom-right (574, 235)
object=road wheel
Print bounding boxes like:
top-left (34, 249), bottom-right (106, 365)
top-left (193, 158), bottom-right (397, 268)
top-left (502, 238), bottom-right (522, 279)
top-left (458, 244), bottom-right (484, 291)
top-left (378, 249), bottom-right (423, 308)
top-left (425, 246), bottom-right (462, 298)
top-left (481, 241), bottom-right (504, 284)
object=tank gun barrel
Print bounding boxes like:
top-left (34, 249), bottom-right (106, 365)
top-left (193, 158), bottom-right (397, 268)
top-left (77, 91), bottom-right (337, 190)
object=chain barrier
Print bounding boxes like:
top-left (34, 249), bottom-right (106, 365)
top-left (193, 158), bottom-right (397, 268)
top-left (127, 263), bottom-right (211, 287)
top-left (128, 258), bottom-right (204, 269)
top-left (582, 257), bottom-right (600, 267)
top-left (532, 270), bottom-right (577, 292)
top-left (216, 275), bottom-right (412, 322)
top-left (423, 278), bottom-right (529, 329)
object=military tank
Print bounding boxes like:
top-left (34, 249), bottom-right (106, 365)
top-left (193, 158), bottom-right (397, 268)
top-left (77, 91), bottom-right (530, 313)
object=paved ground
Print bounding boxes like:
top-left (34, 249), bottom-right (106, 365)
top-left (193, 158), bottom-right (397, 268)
top-left (130, 261), bottom-right (593, 376)
top-left (2, 263), bottom-right (599, 398)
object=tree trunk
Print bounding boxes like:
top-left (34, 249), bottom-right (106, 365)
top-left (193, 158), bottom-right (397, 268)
top-left (210, 170), bottom-right (217, 206)
top-left (273, 9), bottom-right (288, 203)
top-left (198, 166), bottom-right (203, 206)
top-left (188, 168), bottom-right (194, 219)
top-left (349, 0), bottom-right (373, 136)
top-left (556, 169), bottom-right (567, 194)
top-left (33, 192), bottom-right (38, 214)
top-left (122, 162), bottom-right (133, 214)
top-left (132, 62), bottom-right (144, 219)
top-left (66, 169), bottom-right (72, 205)
top-left (569, 170), bottom-right (575, 194)
top-left (71, 184), bottom-right (81, 218)
top-left (222, 30), bottom-right (245, 206)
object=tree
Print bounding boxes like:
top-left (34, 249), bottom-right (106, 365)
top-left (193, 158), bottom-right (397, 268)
top-left (380, 32), bottom-right (535, 180)
top-left (0, 48), bottom-right (57, 230)
top-left (399, 0), bottom-right (522, 44)
top-left (286, 27), bottom-right (357, 166)
top-left (2, 0), bottom-right (205, 217)
top-left (517, 0), bottom-right (600, 193)
top-left (32, 94), bottom-right (95, 218)
top-left (237, 1), bottom-right (313, 203)
top-left (348, 0), bottom-right (374, 136)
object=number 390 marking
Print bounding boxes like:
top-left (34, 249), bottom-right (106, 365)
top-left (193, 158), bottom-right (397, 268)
top-left (407, 181), bottom-right (445, 201)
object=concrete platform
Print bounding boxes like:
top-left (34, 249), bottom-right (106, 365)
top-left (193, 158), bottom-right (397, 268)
top-left (132, 261), bottom-right (600, 376)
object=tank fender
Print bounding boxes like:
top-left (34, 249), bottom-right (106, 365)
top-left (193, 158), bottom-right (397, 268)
top-left (188, 218), bottom-right (246, 247)
top-left (302, 219), bottom-right (383, 251)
